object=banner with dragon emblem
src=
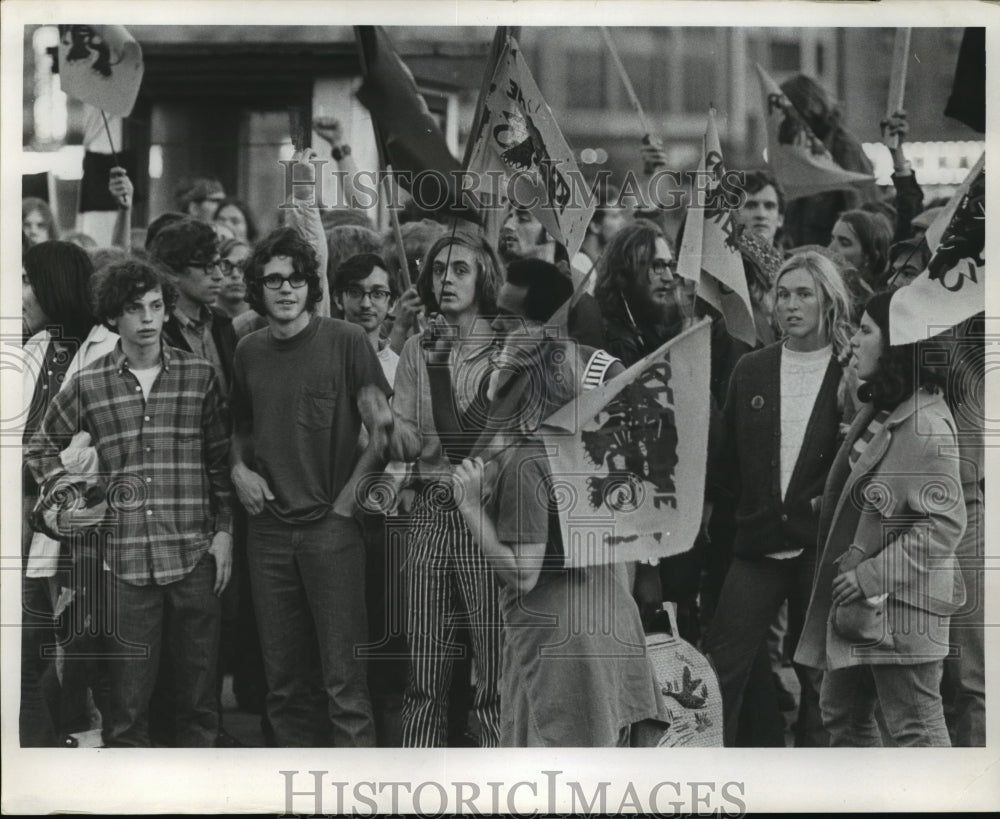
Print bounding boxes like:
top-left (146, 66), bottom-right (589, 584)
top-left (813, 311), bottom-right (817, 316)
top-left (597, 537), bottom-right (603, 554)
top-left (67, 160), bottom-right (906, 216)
top-left (540, 319), bottom-right (711, 568)
top-left (676, 108), bottom-right (758, 348)
top-left (890, 153), bottom-right (985, 345)
top-left (755, 63), bottom-right (875, 200)
top-left (466, 36), bottom-right (594, 258)
top-left (58, 25), bottom-right (144, 117)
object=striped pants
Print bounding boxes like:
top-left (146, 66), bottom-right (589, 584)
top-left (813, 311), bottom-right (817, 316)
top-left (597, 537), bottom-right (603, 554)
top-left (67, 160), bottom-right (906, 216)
top-left (400, 496), bottom-right (503, 747)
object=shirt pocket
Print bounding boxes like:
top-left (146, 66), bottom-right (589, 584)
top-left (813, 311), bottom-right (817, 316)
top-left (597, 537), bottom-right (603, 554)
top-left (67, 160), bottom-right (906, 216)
top-left (296, 386), bottom-right (337, 431)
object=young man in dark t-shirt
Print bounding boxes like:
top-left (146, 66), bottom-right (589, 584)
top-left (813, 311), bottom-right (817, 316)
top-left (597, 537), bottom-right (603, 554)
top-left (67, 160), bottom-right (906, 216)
top-left (229, 228), bottom-right (395, 747)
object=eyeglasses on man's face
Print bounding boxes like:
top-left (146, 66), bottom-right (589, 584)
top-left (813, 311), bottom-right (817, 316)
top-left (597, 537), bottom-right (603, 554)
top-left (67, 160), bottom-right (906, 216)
top-left (261, 272), bottom-right (309, 290)
top-left (188, 258), bottom-right (224, 275)
top-left (219, 259), bottom-right (245, 276)
top-left (342, 286), bottom-right (392, 304)
top-left (648, 258), bottom-right (679, 285)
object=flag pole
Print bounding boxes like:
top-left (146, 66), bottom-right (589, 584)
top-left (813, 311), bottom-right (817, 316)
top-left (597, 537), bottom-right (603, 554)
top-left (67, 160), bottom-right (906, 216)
top-left (382, 165), bottom-right (411, 292)
top-left (884, 28), bottom-right (912, 150)
top-left (99, 109), bottom-right (130, 208)
top-left (600, 27), bottom-right (653, 137)
top-left (354, 27), bottom-right (413, 291)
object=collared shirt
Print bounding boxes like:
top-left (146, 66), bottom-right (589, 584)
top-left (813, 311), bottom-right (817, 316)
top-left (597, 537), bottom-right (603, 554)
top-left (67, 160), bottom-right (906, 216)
top-left (173, 305), bottom-right (227, 394)
top-left (26, 342), bottom-right (233, 586)
top-left (392, 317), bottom-right (496, 475)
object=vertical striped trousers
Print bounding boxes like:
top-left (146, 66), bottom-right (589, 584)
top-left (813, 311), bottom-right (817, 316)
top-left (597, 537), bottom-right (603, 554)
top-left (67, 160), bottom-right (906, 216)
top-left (400, 494), bottom-right (503, 747)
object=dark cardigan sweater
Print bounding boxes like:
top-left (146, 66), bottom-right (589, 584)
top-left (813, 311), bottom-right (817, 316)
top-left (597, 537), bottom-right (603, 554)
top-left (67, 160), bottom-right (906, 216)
top-left (712, 341), bottom-right (843, 559)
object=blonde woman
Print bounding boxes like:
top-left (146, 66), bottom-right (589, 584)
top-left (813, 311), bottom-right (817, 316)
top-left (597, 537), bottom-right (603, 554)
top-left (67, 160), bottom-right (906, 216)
top-left (704, 251), bottom-right (855, 746)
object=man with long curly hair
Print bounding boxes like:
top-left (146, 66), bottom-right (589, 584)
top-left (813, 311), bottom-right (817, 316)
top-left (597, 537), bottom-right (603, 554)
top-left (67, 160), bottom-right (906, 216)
top-left (228, 227), bottom-right (397, 746)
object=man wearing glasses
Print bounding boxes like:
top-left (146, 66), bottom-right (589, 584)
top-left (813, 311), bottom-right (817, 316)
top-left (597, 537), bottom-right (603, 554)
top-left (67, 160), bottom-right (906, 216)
top-left (332, 253), bottom-right (401, 386)
top-left (229, 228), bottom-right (399, 747)
top-left (150, 218), bottom-right (237, 395)
top-left (596, 219), bottom-right (685, 370)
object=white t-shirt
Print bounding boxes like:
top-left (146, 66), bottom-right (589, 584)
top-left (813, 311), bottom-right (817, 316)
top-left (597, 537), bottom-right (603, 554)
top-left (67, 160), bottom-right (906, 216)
top-left (378, 343), bottom-right (400, 389)
top-left (132, 363), bottom-right (163, 401)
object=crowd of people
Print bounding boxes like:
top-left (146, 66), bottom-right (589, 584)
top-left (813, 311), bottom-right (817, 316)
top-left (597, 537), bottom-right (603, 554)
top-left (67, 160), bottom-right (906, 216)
top-left (19, 72), bottom-right (984, 750)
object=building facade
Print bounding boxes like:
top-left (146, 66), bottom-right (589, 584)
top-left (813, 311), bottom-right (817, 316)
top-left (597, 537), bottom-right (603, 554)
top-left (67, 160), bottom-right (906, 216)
top-left (22, 25), bottom-right (978, 238)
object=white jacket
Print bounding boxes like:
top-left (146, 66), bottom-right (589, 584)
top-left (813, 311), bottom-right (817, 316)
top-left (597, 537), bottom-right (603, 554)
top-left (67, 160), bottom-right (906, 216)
top-left (23, 324), bottom-right (119, 577)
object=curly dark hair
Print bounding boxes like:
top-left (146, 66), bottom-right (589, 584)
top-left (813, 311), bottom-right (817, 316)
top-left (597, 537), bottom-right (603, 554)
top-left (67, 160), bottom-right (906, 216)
top-left (244, 227), bottom-right (323, 317)
top-left (857, 291), bottom-right (946, 410)
top-left (91, 258), bottom-right (178, 330)
top-left (416, 226), bottom-right (502, 316)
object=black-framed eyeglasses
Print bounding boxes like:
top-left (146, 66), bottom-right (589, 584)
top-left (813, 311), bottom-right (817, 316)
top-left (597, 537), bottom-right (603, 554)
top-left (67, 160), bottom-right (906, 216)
top-left (261, 272), bottom-right (309, 290)
top-left (343, 286), bottom-right (392, 304)
top-left (219, 259), bottom-right (245, 275)
top-left (188, 258), bottom-right (223, 274)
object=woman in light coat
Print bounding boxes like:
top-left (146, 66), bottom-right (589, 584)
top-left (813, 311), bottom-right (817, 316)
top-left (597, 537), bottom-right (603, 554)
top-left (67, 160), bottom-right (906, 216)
top-left (795, 290), bottom-right (966, 746)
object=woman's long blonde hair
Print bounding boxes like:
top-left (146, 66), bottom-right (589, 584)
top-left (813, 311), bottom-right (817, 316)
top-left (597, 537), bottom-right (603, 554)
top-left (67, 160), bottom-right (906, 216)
top-left (774, 250), bottom-right (855, 359)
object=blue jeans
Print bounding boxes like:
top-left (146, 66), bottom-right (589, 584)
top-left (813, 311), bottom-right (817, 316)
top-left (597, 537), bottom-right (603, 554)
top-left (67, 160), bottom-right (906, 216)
top-left (247, 512), bottom-right (374, 747)
top-left (821, 661), bottom-right (951, 746)
top-left (104, 553), bottom-right (221, 747)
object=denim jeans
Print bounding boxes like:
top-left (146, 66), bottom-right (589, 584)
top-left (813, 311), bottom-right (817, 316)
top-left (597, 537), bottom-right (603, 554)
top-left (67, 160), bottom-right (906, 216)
top-left (821, 660), bottom-right (951, 746)
top-left (704, 553), bottom-right (827, 747)
top-left (247, 512), bottom-right (375, 747)
top-left (104, 553), bottom-right (221, 747)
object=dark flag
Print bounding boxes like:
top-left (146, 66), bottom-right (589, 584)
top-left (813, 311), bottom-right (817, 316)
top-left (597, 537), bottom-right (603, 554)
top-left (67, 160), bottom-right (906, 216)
top-left (354, 26), bottom-right (461, 212)
top-left (944, 27), bottom-right (985, 133)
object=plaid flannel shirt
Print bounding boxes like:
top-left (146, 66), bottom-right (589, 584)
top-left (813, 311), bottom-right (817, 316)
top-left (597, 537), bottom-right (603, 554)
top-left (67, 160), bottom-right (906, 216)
top-left (26, 342), bottom-right (233, 586)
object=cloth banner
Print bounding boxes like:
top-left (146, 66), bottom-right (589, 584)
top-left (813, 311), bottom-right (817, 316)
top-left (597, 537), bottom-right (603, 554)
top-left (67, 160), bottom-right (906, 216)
top-left (58, 25), bottom-right (143, 117)
top-left (466, 36), bottom-right (593, 258)
top-left (890, 154), bottom-right (985, 345)
top-left (755, 63), bottom-right (875, 200)
top-left (676, 109), bottom-right (757, 348)
top-left (354, 26), bottom-right (461, 212)
top-left (462, 28), bottom-right (516, 251)
top-left (539, 318), bottom-right (711, 567)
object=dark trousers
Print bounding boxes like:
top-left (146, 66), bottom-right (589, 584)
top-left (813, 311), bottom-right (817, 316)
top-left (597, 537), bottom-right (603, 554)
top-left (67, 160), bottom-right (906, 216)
top-left (104, 554), bottom-right (222, 747)
top-left (247, 512), bottom-right (375, 747)
top-left (943, 496), bottom-right (985, 746)
top-left (704, 553), bottom-right (827, 747)
top-left (20, 575), bottom-right (59, 747)
top-left (360, 511), bottom-right (408, 747)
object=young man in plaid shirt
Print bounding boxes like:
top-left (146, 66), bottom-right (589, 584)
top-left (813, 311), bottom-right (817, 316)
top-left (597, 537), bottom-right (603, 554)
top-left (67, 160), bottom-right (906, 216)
top-left (26, 258), bottom-right (233, 747)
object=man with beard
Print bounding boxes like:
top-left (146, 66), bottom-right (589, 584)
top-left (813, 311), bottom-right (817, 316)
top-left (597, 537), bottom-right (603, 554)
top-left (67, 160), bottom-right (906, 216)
top-left (593, 219), bottom-right (688, 631)
top-left (594, 219), bottom-right (685, 367)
